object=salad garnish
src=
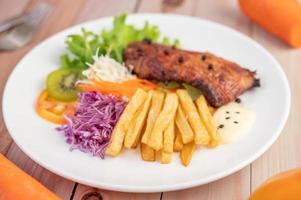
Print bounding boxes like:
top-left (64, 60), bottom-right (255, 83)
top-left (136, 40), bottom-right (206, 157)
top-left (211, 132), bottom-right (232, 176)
top-left (82, 53), bottom-right (136, 83)
top-left (56, 91), bottom-right (127, 158)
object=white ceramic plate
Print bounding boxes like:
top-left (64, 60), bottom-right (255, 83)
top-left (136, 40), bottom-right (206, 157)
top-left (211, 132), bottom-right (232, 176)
top-left (2, 14), bottom-right (290, 192)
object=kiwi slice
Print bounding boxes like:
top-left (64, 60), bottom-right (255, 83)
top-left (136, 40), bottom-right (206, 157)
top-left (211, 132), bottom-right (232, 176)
top-left (46, 68), bottom-right (83, 102)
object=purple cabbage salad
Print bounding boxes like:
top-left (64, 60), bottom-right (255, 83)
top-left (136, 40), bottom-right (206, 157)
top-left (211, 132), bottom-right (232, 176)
top-left (57, 91), bottom-right (127, 159)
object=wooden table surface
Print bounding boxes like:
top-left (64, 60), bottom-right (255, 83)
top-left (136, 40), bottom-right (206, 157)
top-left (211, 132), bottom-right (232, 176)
top-left (0, 0), bottom-right (300, 199)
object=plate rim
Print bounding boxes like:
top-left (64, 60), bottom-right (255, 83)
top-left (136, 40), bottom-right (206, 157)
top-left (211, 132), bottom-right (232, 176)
top-left (2, 13), bottom-right (291, 193)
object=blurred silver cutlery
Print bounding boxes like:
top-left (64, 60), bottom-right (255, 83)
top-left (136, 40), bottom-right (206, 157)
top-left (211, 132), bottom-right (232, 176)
top-left (0, 3), bottom-right (51, 51)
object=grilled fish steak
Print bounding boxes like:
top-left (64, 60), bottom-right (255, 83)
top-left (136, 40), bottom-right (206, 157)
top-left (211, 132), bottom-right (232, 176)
top-left (124, 41), bottom-right (258, 107)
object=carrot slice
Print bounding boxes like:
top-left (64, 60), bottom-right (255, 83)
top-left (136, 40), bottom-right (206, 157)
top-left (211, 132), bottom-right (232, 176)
top-left (79, 84), bottom-right (134, 97)
top-left (79, 79), bottom-right (158, 97)
top-left (0, 154), bottom-right (60, 200)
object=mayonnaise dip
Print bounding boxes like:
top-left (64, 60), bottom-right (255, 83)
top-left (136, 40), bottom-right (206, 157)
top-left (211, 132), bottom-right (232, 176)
top-left (213, 102), bottom-right (256, 144)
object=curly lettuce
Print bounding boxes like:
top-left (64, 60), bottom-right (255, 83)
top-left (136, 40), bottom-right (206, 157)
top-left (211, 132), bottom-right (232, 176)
top-left (60, 14), bottom-right (180, 69)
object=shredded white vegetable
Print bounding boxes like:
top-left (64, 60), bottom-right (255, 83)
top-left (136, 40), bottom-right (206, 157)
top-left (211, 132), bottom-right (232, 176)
top-left (83, 52), bottom-right (136, 83)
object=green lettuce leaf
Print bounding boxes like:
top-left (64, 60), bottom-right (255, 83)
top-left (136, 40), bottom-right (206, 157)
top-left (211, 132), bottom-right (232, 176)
top-left (60, 14), bottom-right (180, 68)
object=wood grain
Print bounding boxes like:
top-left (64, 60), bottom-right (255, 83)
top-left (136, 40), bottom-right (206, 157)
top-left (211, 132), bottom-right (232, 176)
top-left (75, 0), bottom-right (138, 24)
top-left (163, 170), bottom-right (250, 200)
top-left (138, 0), bottom-right (194, 14)
top-left (250, 20), bottom-right (301, 192)
top-left (0, 0), bottom-right (30, 21)
top-left (191, 0), bottom-right (252, 35)
top-left (0, 0), bottom-right (299, 199)
top-left (0, 0), bottom-right (31, 154)
top-left (72, 185), bottom-right (161, 200)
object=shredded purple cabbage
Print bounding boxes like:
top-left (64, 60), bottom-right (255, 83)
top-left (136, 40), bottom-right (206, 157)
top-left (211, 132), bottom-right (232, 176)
top-left (56, 91), bottom-right (127, 159)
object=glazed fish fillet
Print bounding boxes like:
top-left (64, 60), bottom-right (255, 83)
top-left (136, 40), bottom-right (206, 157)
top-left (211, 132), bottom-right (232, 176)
top-left (124, 41), bottom-right (259, 107)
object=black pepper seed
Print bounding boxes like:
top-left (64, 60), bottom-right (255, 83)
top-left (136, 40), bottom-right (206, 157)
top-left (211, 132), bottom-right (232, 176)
top-left (178, 56), bottom-right (184, 63)
top-left (144, 38), bottom-right (152, 44)
top-left (218, 124), bottom-right (224, 129)
top-left (163, 49), bottom-right (170, 55)
top-left (137, 48), bottom-right (143, 56)
top-left (236, 111), bottom-right (240, 114)
top-left (234, 121), bottom-right (239, 124)
top-left (253, 78), bottom-right (261, 87)
top-left (235, 98), bottom-right (241, 103)
top-left (208, 63), bottom-right (213, 70)
top-left (201, 55), bottom-right (207, 61)
top-left (225, 117), bottom-right (230, 120)
top-left (226, 111), bottom-right (229, 114)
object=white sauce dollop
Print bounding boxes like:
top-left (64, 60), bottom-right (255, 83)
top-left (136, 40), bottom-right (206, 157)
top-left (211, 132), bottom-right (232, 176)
top-left (213, 102), bottom-right (256, 144)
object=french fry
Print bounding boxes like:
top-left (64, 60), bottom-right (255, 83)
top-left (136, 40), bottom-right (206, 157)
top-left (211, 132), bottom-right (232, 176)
top-left (132, 139), bottom-right (140, 149)
top-left (195, 95), bottom-right (220, 147)
top-left (196, 96), bottom-right (220, 145)
top-left (163, 120), bottom-right (175, 153)
top-left (106, 89), bottom-right (147, 156)
top-left (124, 90), bottom-right (153, 148)
top-left (175, 105), bottom-right (194, 144)
top-left (132, 125), bottom-right (143, 149)
top-left (155, 150), bottom-right (161, 162)
top-left (174, 126), bottom-right (184, 152)
top-left (148, 93), bottom-right (178, 151)
top-left (141, 91), bottom-right (165, 144)
top-left (180, 141), bottom-right (196, 166)
top-left (209, 106), bottom-right (215, 115)
top-left (133, 116), bottom-right (148, 149)
top-left (176, 89), bottom-right (210, 145)
top-left (121, 89), bottom-right (148, 132)
top-left (127, 111), bottom-right (140, 149)
top-left (161, 151), bottom-right (172, 164)
top-left (140, 143), bottom-right (156, 161)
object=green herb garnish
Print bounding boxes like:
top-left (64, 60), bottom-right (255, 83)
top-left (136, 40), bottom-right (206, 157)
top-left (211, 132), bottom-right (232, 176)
top-left (162, 37), bottom-right (180, 47)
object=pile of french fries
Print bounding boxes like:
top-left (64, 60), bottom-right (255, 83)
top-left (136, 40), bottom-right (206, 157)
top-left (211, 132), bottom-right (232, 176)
top-left (106, 88), bottom-right (220, 166)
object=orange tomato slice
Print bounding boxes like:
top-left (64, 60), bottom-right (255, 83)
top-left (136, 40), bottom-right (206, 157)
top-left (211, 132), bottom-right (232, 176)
top-left (36, 90), bottom-right (76, 124)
